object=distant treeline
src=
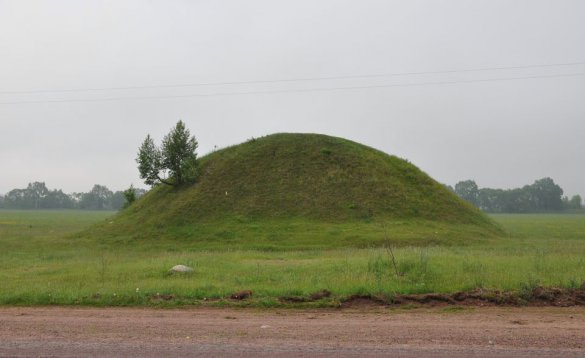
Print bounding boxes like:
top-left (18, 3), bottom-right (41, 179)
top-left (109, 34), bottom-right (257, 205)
top-left (0, 182), bottom-right (147, 210)
top-left (450, 177), bottom-right (583, 213)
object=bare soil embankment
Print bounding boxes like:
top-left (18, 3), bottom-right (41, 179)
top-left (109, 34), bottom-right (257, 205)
top-left (337, 285), bottom-right (585, 308)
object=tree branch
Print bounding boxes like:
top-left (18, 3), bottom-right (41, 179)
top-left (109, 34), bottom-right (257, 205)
top-left (156, 174), bottom-right (175, 186)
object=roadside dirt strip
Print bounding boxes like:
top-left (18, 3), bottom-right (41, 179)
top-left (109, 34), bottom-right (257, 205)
top-left (1, 306), bottom-right (584, 357)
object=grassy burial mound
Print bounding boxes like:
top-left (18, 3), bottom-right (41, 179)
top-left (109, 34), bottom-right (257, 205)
top-left (89, 133), bottom-right (500, 248)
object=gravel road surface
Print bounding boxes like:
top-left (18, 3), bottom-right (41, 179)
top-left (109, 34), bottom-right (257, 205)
top-left (1, 306), bottom-right (584, 357)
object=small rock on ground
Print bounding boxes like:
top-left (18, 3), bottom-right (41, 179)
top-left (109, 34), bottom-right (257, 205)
top-left (169, 265), bottom-right (193, 273)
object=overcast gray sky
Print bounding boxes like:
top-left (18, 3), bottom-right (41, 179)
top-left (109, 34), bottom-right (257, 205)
top-left (1, 0), bottom-right (584, 197)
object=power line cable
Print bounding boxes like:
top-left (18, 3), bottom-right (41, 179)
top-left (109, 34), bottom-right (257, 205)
top-left (1, 61), bottom-right (585, 95)
top-left (0, 71), bottom-right (584, 105)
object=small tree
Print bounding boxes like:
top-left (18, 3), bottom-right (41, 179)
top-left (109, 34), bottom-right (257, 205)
top-left (122, 184), bottom-right (137, 208)
top-left (136, 120), bottom-right (199, 186)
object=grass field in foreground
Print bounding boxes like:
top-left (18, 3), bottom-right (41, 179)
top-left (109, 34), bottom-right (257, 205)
top-left (0, 210), bottom-right (584, 306)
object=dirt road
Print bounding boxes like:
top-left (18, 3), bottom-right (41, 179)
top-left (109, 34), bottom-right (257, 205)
top-left (1, 306), bottom-right (584, 357)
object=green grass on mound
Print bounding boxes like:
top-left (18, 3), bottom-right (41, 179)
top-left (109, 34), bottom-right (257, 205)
top-left (84, 133), bottom-right (499, 247)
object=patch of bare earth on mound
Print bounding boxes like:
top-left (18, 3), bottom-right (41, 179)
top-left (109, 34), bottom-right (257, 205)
top-left (1, 306), bottom-right (585, 357)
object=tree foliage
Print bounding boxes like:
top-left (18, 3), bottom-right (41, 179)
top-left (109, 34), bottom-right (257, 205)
top-left (2, 182), bottom-right (75, 210)
top-left (570, 195), bottom-right (583, 209)
top-left (0, 182), bottom-right (146, 210)
top-left (123, 184), bottom-right (137, 208)
top-left (79, 184), bottom-right (113, 210)
top-left (563, 194), bottom-right (583, 210)
top-left (136, 120), bottom-right (199, 186)
top-left (454, 180), bottom-right (479, 207)
top-left (453, 177), bottom-right (581, 213)
top-left (137, 135), bottom-right (163, 186)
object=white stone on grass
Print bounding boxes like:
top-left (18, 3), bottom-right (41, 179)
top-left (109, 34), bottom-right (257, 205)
top-left (169, 265), bottom-right (193, 273)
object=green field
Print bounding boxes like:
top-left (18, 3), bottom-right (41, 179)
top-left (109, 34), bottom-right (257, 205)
top-left (1, 210), bottom-right (584, 306)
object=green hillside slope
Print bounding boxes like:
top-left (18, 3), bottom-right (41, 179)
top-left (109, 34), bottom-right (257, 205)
top-left (85, 133), bottom-right (500, 248)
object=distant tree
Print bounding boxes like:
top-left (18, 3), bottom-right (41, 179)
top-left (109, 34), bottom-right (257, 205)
top-left (70, 192), bottom-right (83, 208)
top-left (26, 182), bottom-right (49, 209)
top-left (136, 120), bottom-right (199, 186)
top-left (80, 185), bottom-right (114, 210)
top-left (0, 182), bottom-right (149, 210)
top-left (569, 195), bottom-right (582, 210)
top-left (528, 177), bottom-right (564, 212)
top-left (454, 180), bottom-right (479, 206)
top-left (458, 178), bottom-right (569, 213)
top-left (110, 191), bottom-right (126, 210)
top-left (43, 189), bottom-right (75, 209)
top-left (3, 182), bottom-right (50, 209)
top-left (477, 188), bottom-right (504, 212)
top-left (4, 188), bottom-right (27, 209)
top-left (496, 187), bottom-right (535, 213)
